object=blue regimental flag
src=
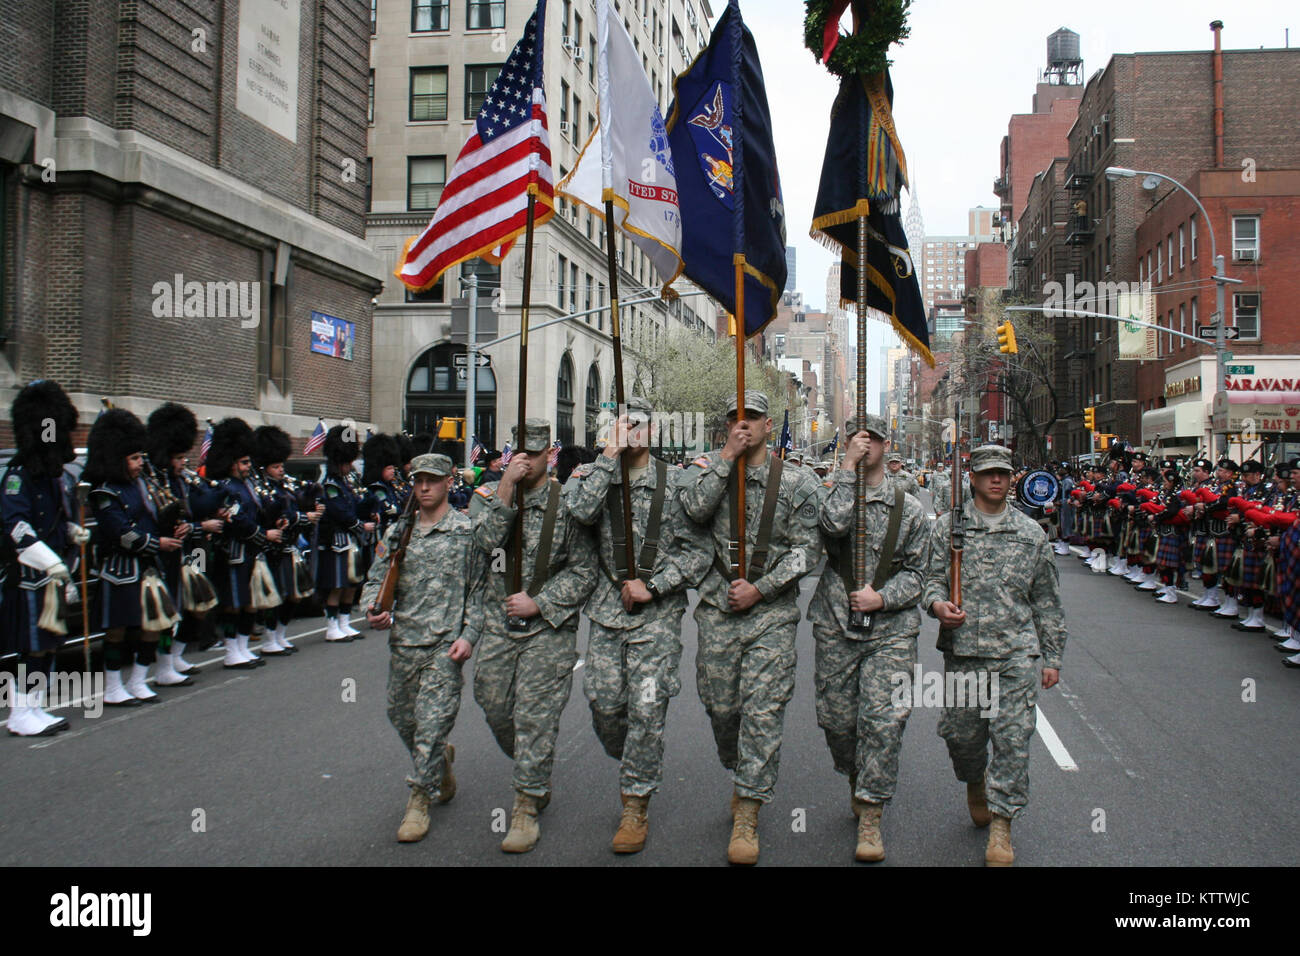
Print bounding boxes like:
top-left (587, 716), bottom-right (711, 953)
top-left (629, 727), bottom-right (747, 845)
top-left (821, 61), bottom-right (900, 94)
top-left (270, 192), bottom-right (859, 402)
top-left (823, 429), bottom-right (839, 456)
top-left (666, 2), bottom-right (786, 337)
top-left (779, 409), bottom-right (792, 459)
top-left (812, 70), bottom-right (931, 366)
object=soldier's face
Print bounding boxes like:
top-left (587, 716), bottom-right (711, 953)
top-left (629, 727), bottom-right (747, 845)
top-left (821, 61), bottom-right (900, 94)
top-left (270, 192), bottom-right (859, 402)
top-left (265, 462), bottom-right (285, 480)
top-left (725, 411), bottom-right (772, 441)
top-left (233, 456), bottom-right (251, 479)
top-left (1216, 467), bottom-right (1232, 482)
top-left (126, 452), bottom-right (144, 480)
top-left (413, 474), bottom-right (450, 508)
top-left (1244, 472), bottom-right (1262, 486)
top-left (971, 468), bottom-right (1011, 503)
top-left (520, 450), bottom-right (549, 482)
top-left (169, 453), bottom-right (187, 475)
top-left (382, 464), bottom-right (397, 482)
top-left (1193, 466), bottom-right (1209, 483)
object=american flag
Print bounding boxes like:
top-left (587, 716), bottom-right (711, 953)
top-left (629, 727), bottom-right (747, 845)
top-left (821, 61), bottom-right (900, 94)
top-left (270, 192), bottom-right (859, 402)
top-left (303, 420), bottom-right (326, 456)
top-left (548, 440), bottom-right (562, 469)
top-left (199, 421), bottom-right (214, 461)
top-left (500, 442), bottom-right (512, 466)
top-left (394, 0), bottom-right (554, 292)
top-left (469, 435), bottom-right (483, 465)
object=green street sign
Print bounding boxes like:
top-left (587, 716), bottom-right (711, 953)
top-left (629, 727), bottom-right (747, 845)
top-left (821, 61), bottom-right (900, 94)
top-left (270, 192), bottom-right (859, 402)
top-left (1223, 353), bottom-right (1234, 361)
top-left (1225, 364), bottom-right (1253, 374)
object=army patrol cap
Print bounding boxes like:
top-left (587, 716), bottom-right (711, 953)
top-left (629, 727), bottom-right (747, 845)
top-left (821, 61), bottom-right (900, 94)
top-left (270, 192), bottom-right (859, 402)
top-left (845, 414), bottom-right (889, 440)
top-left (886, 452), bottom-right (904, 464)
top-left (725, 389), bottom-right (769, 417)
top-left (969, 444), bottom-right (1014, 473)
top-left (623, 395), bottom-right (654, 423)
top-left (410, 453), bottom-right (453, 478)
top-left (511, 417), bottom-right (552, 452)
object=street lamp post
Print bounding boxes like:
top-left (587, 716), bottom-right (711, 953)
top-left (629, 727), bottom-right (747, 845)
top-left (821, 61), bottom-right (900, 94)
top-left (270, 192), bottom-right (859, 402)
top-left (1105, 166), bottom-right (1231, 457)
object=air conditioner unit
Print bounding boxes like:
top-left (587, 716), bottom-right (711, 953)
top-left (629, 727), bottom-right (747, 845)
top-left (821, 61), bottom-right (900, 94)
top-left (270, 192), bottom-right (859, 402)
top-left (559, 121), bottom-right (571, 135)
top-left (1104, 263), bottom-right (1113, 274)
top-left (1041, 272), bottom-right (1048, 281)
top-left (1100, 113), bottom-right (1109, 123)
top-left (1235, 248), bottom-right (1257, 261)
top-left (1093, 125), bottom-right (1101, 136)
top-left (657, 45), bottom-right (665, 57)
top-left (574, 47), bottom-right (585, 62)
top-left (1029, 240), bottom-right (1037, 250)
top-left (562, 36), bottom-right (574, 53)
top-left (1094, 393), bottom-right (1103, 404)
top-left (643, 16), bottom-right (650, 28)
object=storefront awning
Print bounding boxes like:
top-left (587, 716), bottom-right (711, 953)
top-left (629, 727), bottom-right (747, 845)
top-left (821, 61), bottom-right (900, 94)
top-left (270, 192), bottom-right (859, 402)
top-left (1141, 402), bottom-right (1207, 446)
top-left (1211, 391), bottom-right (1300, 434)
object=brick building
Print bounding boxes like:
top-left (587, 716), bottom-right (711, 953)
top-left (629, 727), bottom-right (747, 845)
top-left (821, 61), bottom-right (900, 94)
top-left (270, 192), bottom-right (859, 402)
top-left (0, 0), bottom-right (384, 449)
top-left (1054, 32), bottom-right (1300, 458)
top-left (1134, 168), bottom-right (1300, 457)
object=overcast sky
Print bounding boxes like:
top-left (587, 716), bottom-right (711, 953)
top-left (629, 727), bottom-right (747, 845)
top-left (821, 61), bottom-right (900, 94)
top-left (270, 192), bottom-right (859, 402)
top-left (719, 0), bottom-right (1297, 316)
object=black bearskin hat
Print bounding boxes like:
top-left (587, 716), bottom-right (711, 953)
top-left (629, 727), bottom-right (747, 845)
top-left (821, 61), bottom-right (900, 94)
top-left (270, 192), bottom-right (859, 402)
top-left (11, 380), bottom-right (78, 479)
top-left (251, 425), bottom-right (292, 468)
top-left (396, 432), bottom-right (417, 467)
top-left (362, 433), bottom-right (402, 485)
top-left (323, 424), bottom-right (359, 466)
top-left (84, 409), bottom-right (147, 486)
top-left (146, 402), bottom-right (198, 470)
top-left (206, 418), bottom-right (253, 480)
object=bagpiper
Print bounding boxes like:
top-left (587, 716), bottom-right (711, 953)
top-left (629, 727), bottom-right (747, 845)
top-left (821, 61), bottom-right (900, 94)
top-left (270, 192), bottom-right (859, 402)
top-left (362, 433), bottom-right (406, 542)
top-left (316, 425), bottom-right (373, 641)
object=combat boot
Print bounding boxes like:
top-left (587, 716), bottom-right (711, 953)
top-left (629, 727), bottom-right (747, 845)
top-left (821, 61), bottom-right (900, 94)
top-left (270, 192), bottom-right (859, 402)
top-left (985, 814), bottom-right (1014, 866)
top-left (611, 793), bottom-right (650, 854)
top-left (727, 795), bottom-right (760, 865)
top-left (437, 744), bottom-right (456, 804)
top-left (397, 787), bottom-right (431, 843)
top-left (501, 792), bottom-right (540, 853)
top-left (967, 780), bottom-right (992, 827)
top-left (854, 801), bottom-right (885, 862)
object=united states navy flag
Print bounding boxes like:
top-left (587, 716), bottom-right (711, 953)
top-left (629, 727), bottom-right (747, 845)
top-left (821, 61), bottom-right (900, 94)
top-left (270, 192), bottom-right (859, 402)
top-left (666, 2), bottom-right (786, 337)
top-left (812, 71), bottom-right (932, 365)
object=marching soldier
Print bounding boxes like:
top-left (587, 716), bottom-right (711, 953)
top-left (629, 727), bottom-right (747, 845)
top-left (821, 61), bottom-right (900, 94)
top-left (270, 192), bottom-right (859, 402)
top-left (678, 389), bottom-right (824, 865)
top-left (922, 445), bottom-right (1067, 866)
top-left (317, 425), bottom-right (374, 641)
top-left (885, 452), bottom-right (921, 500)
top-left (469, 418), bottom-right (597, 854)
top-left (810, 414), bottom-right (930, 862)
top-left (2, 381), bottom-right (83, 735)
top-left (562, 397), bottom-right (710, 854)
top-left (363, 454), bottom-right (486, 843)
top-left (85, 409), bottom-right (186, 705)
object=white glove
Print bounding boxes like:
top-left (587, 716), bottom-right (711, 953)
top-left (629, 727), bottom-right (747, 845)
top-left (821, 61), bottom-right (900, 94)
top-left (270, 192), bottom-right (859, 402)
top-left (19, 540), bottom-right (71, 581)
top-left (67, 522), bottom-right (91, 546)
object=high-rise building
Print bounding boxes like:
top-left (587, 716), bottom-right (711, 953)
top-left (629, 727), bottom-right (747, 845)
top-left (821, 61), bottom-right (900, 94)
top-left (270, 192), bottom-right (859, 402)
top-left (367, 0), bottom-right (717, 449)
top-left (785, 245), bottom-right (797, 293)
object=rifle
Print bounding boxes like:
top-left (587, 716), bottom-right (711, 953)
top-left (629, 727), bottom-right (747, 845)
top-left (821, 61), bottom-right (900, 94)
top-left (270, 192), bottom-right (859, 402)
top-left (367, 487), bottom-right (418, 616)
top-left (950, 447), bottom-right (964, 608)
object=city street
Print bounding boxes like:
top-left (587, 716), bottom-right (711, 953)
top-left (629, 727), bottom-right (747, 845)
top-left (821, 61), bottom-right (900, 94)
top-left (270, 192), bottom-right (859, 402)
top-left (4, 493), bottom-right (1296, 868)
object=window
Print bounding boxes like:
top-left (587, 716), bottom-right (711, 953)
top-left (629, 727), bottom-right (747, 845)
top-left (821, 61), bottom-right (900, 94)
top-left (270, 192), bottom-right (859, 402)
top-left (1191, 215), bottom-right (1198, 261)
top-left (585, 362), bottom-right (601, 446)
top-left (371, 0), bottom-right (377, 34)
top-left (583, 273), bottom-right (593, 315)
top-left (1167, 234), bottom-right (1174, 275)
top-left (560, 80), bottom-right (570, 135)
top-left (557, 352), bottom-right (575, 445)
top-left (461, 258), bottom-right (500, 294)
top-left (1156, 244), bottom-right (1162, 283)
top-left (557, 255), bottom-right (567, 308)
top-left (1167, 309), bottom-right (1174, 355)
top-left (404, 275), bottom-right (446, 303)
top-left (1179, 303), bottom-right (1186, 350)
top-left (1233, 293), bottom-right (1260, 340)
top-left (572, 95), bottom-right (582, 143)
top-left (467, 0), bottom-right (505, 30)
top-left (569, 261), bottom-right (578, 312)
top-left (1146, 252), bottom-right (1152, 283)
top-left (1232, 216), bottom-right (1259, 261)
top-left (464, 65), bottom-right (501, 118)
top-left (368, 70), bottom-right (375, 123)
top-left (410, 68), bottom-right (448, 121)
top-left (589, 37), bottom-right (597, 84)
top-left (1178, 225), bottom-right (1185, 269)
top-left (365, 157), bottom-right (372, 211)
top-left (407, 156), bottom-right (446, 210)
top-left (1191, 297), bottom-right (1198, 335)
top-left (412, 0), bottom-right (450, 32)
top-left (561, 0), bottom-right (571, 37)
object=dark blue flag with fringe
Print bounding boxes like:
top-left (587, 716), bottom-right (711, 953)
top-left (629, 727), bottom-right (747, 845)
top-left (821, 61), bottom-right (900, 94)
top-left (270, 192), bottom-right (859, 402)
top-left (811, 70), bottom-right (931, 365)
top-left (779, 409), bottom-right (793, 458)
top-left (667, 2), bottom-right (786, 337)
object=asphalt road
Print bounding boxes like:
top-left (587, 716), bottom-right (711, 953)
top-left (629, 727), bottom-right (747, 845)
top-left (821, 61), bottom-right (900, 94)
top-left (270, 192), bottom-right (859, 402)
top-left (3, 491), bottom-right (1298, 867)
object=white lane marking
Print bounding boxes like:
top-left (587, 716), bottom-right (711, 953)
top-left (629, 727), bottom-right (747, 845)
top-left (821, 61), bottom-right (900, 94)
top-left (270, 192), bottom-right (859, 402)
top-left (44, 617), bottom-right (358, 714)
top-left (1035, 705), bottom-right (1078, 771)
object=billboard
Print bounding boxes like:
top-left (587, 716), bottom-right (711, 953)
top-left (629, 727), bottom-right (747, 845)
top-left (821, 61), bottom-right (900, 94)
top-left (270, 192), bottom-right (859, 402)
top-left (310, 311), bottom-right (354, 361)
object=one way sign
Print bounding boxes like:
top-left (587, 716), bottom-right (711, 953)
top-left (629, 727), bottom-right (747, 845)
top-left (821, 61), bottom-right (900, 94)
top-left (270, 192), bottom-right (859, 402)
top-left (1197, 324), bottom-right (1241, 340)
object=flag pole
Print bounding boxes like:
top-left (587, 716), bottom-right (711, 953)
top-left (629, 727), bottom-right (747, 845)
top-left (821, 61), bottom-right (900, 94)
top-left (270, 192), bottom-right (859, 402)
top-left (603, 198), bottom-right (639, 589)
top-left (851, 212), bottom-right (869, 629)
top-left (509, 192), bottom-right (539, 624)
top-left (733, 255), bottom-right (747, 577)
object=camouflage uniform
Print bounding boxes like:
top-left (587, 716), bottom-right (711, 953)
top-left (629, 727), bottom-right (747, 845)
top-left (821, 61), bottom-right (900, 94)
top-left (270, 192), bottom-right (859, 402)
top-left (810, 468), bottom-right (930, 803)
top-left (361, 468), bottom-right (485, 800)
top-left (887, 466), bottom-right (921, 501)
top-left (680, 445), bottom-right (824, 803)
top-left (470, 435), bottom-right (598, 799)
top-left (921, 454), bottom-right (1068, 821)
top-left (563, 452), bottom-right (710, 796)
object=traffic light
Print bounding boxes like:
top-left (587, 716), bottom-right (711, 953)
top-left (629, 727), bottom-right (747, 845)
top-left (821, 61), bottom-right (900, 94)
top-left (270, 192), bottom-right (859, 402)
top-left (437, 417), bottom-right (466, 441)
top-left (811, 421), bottom-right (819, 434)
top-left (997, 320), bottom-right (1018, 354)
top-left (1099, 434), bottom-right (1111, 450)
top-left (1083, 406), bottom-right (1096, 431)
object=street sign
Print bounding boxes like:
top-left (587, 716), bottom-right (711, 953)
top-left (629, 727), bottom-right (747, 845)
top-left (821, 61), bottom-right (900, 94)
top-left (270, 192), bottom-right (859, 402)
top-left (453, 353), bottom-right (492, 367)
top-left (1197, 324), bottom-right (1240, 340)
top-left (1226, 365), bottom-right (1255, 375)
top-left (599, 401), bottom-right (618, 410)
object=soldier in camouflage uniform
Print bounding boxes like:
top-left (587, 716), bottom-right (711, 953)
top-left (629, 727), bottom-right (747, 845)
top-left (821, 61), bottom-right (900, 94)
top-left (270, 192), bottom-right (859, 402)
top-left (680, 389), bottom-right (824, 865)
top-left (922, 445), bottom-right (1068, 866)
top-left (563, 397), bottom-right (710, 854)
top-left (810, 414), bottom-right (930, 862)
top-left (886, 452), bottom-right (921, 500)
top-left (363, 454), bottom-right (485, 844)
top-left (929, 462), bottom-right (970, 518)
top-left (470, 418), bottom-right (598, 854)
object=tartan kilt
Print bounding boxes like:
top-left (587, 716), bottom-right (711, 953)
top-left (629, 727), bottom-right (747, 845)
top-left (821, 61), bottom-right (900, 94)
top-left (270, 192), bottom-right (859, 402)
top-left (1156, 532), bottom-right (1185, 571)
top-left (1199, 534), bottom-right (1236, 575)
top-left (1131, 525), bottom-right (1151, 558)
top-left (1141, 528), bottom-right (1160, 564)
top-left (1236, 544), bottom-right (1267, 590)
top-left (1263, 553), bottom-right (1277, 596)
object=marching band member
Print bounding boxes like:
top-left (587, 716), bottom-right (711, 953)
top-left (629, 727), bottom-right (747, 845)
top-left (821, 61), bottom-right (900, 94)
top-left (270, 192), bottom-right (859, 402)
top-left (1151, 469), bottom-right (1189, 605)
top-left (316, 425), bottom-right (374, 641)
top-left (2, 381), bottom-right (81, 735)
top-left (1190, 459), bottom-right (1239, 614)
top-left (362, 433), bottom-right (405, 542)
top-left (1227, 461), bottom-right (1272, 631)
top-left (86, 409), bottom-right (185, 705)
